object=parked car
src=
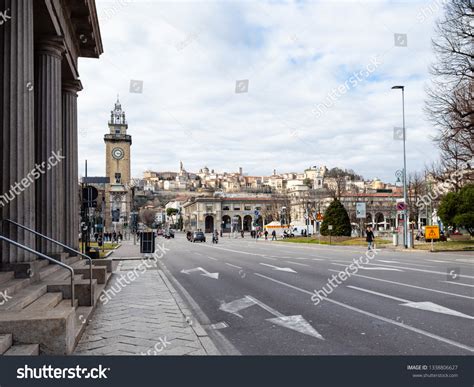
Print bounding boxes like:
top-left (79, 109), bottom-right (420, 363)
top-left (192, 231), bottom-right (206, 243)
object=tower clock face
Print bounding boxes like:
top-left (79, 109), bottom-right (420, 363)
top-left (112, 147), bottom-right (124, 160)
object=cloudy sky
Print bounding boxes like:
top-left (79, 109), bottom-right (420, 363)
top-left (78, 0), bottom-right (445, 183)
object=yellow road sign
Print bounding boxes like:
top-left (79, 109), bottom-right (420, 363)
top-left (425, 225), bottom-right (440, 240)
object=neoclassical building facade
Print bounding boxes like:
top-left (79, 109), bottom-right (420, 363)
top-left (0, 0), bottom-right (103, 270)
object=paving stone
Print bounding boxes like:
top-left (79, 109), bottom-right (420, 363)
top-left (74, 241), bottom-right (217, 355)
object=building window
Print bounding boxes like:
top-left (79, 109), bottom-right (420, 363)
top-left (255, 206), bottom-right (261, 210)
top-left (115, 128), bottom-right (121, 134)
top-left (233, 206), bottom-right (240, 211)
top-left (115, 173), bottom-right (121, 183)
top-left (244, 205), bottom-right (251, 211)
top-left (223, 206), bottom-right (230, 211)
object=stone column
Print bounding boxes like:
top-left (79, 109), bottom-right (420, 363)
top-left (0, 0), bottom-right (36, 264)
top-left (35, 37), bottom-right (64, 255)
top-left (62, 80), bottom-right (82, 252)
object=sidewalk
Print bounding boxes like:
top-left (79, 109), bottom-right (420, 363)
top-left (74, 241), bottom-right (220, 356)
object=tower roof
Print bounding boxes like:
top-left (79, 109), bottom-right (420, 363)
top-left (110, 96), bottom-right (127, 126)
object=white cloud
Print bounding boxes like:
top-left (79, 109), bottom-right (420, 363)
top-left (78, 0), bottom-right (443, 182)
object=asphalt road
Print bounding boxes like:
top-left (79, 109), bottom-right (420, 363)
top-left (157, 233), bottom-right (474, 355)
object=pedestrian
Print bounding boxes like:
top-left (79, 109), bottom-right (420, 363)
top-left (241, 230), bottom-right (244, 238)
top-left (271, 230), bottom-right (277, 241)
top-left (264, 230), bottom-right (268, 240)
top-left (118, 232), bottom-right (123, 242)
top-left (366, 226), bottom-right (375, 250)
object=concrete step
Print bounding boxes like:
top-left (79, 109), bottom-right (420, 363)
top-left (72, 262), bottom-right (107, 284)
top-left (0, 306), bottom-right (76, 355)
top-left (54, 298), bottom-right (79, 310)
top-left (0, 283), bottom-right (47, 311)
top-left (3, 344), bottom-right (39, 356)
top-left (0, 277), bottom-right (31, 299)
top-left (0, 271), bottom-right (14, 285)
top-left (23, 292), bottom-right (63, 312)
top-left (0, 334), bottom-right (12, 354)
top-left (47, 278), bottom-right (97, 307)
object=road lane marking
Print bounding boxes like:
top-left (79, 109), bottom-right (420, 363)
top-left (285, 261), bottom-right (310, 267)
top-left (347, 285), bottom-right (474, 320)
top-left (347, 285), bottom-right (409, 302)
top-left (225, 263), bottom-right (243, 269)
top-left (260, 263), bottom-right (297, 273)
top-left (331, 263), bottom-right (403, 272)
top-left (362, 263), bottom-right (474, 279)
top-left (426, 259), bottom-right (449, 263)
top-left (442, 281), bottom-right (474, 288)
top-left (327, 269), bottom-right (474, 300)
top-left (253, 272), bottom-right (474, 353)
top-left (204, 256), bottom-right (218, 261)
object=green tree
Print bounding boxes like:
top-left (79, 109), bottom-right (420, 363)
top-left (438, 184), bottom-right (474, 236)
top-left (320, 199), bottom-right (352, 236)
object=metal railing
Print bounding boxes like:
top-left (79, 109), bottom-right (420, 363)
top-left (2, 219), bottom-right (93, 306)
top-left (0, 235), bottom-right (75, 307)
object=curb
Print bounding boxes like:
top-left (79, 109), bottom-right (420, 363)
top-left (157, 269), bottom-right (223, 355)
top-left (156, 263), bottom-right (240, 355)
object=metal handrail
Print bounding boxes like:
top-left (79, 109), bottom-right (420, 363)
top-left (3, 219), bottom-right (93, 306)
top-left (0, 235), bottom-right (75, 307)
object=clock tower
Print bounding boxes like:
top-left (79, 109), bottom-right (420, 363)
top-left (104, 97), bottom-right (132, 230)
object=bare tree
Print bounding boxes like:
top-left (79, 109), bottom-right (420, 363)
top-left (425, 1), bottom-right (474, 181)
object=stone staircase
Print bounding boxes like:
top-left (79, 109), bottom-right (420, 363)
top-left (0, 256), bottom-right (115, 355)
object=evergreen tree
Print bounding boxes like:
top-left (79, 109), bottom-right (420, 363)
top-left (320, 199), bottom-right (352, 236)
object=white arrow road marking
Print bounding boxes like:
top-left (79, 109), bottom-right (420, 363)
top-left (180, 267), bottom-right (219, 279)
top-left (331, 263), bottom-right (403, 272)
top-left (267, 315), bottom-right (324, 340)
top-left (219, 296), bottom-right (257, 318)
top-left (285, 261), bottom-right (309, 267)
top-left (254, 273), bottom-right (474, 353)
top-left (328, 270), bottom-right (474, 300)
top-left (219, 295), bottom-right (323, 339)
top-left (260, 263), bottom-right (297, 273)
top-left (347, 285), bottom-right (474, 320)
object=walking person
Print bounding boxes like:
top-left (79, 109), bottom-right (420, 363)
top-left (271, 230), bottom-right (277, 241)
top-left (264, 230), bottom-right (268, 240)
top-left (366, 226), bottom-right (375, 250)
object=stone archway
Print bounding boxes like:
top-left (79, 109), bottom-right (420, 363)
top-left (375, 212), bottom-right (385, 230)
top-left (205, 215), bottom-right (214, 233)
top-left (243, 215), bottom-right (253, 231)
top-left (233, 215), bottom-right (242, 231)
top-left (222, 215), bottom-right (231, 233)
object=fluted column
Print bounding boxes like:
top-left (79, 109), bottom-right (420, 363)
top-left (62, 80), bottom-right (82, 252)
top-left (0, 0), bottom-right (36, 264)
top-left (35, 38), bottom-right (64, 255)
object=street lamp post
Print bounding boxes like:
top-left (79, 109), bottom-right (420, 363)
top-left (392, 85), bottom-right (409, 248)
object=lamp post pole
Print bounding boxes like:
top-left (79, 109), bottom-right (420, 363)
top-left (392, 85), bottom-right (408, 248)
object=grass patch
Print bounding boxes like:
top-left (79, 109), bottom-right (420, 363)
top-left (414, 239), bottom-right (474, 251)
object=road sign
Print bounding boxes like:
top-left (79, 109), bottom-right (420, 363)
top-left (316, 213), bottom-right (323, 221)
top-left (254, 210), bottom-right (260, 217)
top-left (396, 202), bottom-right (406, 211)
top-left (328, 225), bottom-right (333, 231)
top-left (356, 202), bottom-right (366, 219)
top-left (425, 225), bottom-right (440, 240)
